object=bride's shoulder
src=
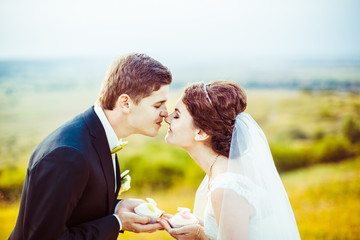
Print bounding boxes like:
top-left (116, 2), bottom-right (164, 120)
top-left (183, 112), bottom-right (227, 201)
top-left (213, 171), bottom-right (249, 182)
top-left (211, 172), bottom-right (256, 192)
top-left (210, 157), bottom-right (259, 193)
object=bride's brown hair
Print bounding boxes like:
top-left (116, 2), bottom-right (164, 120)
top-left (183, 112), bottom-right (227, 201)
top-left (182, 80), bottom-right (247, 157)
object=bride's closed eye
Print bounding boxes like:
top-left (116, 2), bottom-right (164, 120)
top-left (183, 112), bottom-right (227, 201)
top-left (173, 108), bottom-right (181, 119)
top-left (166, 112), bottom-right (179, 122)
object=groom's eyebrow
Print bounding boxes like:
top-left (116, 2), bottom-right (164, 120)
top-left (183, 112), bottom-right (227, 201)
top-left (154, 99), bottom-right (167, 104)
top-left (154, 99), bottom-right (167, 105)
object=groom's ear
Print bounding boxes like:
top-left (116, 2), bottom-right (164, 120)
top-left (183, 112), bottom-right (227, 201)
top-left (116, 94), bottom-right (131, 113)
top-left (194, 129), bottom-right (210, 142)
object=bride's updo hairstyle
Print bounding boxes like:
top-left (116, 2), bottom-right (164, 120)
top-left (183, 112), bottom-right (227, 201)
top-left (182, 80), bottom-right (247, 157)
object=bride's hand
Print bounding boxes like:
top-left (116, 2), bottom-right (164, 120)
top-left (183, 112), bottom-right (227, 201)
top-left (159, 219), bottom-right (208, 240)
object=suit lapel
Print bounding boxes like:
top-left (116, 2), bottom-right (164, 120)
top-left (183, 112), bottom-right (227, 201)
top-left (83, 107), bottom-right (115, 213)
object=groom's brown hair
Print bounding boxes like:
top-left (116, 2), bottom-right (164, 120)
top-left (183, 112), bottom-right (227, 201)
top-left (98, 53), bottom-right (172, 110)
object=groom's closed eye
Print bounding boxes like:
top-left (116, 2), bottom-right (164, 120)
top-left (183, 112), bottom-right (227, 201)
top-left (154, 100), bottom-right (167, 109)
top-left (154, 103), bottom-right (164, 109)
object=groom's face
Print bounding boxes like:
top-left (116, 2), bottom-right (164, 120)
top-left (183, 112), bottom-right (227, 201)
top-left (127, 85), bottom-right (169, 137)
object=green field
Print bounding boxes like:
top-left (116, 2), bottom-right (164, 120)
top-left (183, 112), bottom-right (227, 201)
top-left (1, 158), bottom-right (359, 239)
top-left (1, 86), bottom-right (360, 239)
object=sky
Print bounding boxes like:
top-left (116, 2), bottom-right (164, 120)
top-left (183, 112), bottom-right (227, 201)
top-left (0, 0), bottom-right (360, 61)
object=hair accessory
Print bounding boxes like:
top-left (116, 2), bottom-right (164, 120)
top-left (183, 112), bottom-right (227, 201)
top-left (202, 83), bottom-right (213, 106)
top-left (202, 83), bottom-right (228, 123)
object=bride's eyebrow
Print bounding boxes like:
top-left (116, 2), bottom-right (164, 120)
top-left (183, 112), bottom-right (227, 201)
top-left (175, 108), bottom-right (181, 114)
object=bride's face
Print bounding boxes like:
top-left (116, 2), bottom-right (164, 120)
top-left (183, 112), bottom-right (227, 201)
top-left (165, 97), bottom-right (198, 148)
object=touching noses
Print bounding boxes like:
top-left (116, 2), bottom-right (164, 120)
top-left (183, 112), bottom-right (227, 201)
top-left (165, 115), bottom-right (171, 124)
top-left (160, 105), bottom-right (168, 118)
top-left (165, 112), bottom-right (175, 124)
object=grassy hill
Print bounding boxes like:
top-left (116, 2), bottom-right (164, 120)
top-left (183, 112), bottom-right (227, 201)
top-left (120, 157), bottom-right (360, 240)
top-left (1, 157), bottom-right (359, 239)
top-left (0, 75), bottom-right (359, 239)
top-left (284, 158), bottom-right (360, 239)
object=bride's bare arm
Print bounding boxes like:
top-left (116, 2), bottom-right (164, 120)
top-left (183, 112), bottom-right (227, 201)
top-left (211, 188), bottom-right (251, 240)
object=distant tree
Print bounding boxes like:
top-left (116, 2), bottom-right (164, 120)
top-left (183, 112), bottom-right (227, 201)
top-left (313, 129), bottom-right (325, 140)
top-left (313, 136), bottom-right (352, 163)
top-left (288, 128), bottom-right (308, 140)
top-left (341, 115), bottom-right (360, 143)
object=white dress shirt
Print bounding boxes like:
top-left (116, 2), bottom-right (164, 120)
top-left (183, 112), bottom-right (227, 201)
top-left (94, 105), bottom-right (123, 231)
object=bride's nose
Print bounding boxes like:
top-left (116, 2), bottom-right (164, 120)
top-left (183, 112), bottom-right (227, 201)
top-left (164, 115), bottom-right (171, 124)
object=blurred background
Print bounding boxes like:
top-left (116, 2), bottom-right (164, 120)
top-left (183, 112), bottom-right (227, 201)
top-left (1, 0), bottom-right (359, 239)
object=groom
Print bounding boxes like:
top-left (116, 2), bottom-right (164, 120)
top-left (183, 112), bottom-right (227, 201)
top-left (9, 53), bottom-right (172, 240)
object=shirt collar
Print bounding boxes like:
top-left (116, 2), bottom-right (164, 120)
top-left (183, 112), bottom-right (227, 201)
top-left (94, 105), bottom-right (121, 152)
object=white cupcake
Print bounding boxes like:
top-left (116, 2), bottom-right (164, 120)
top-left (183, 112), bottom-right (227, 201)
top-left (169, 207), bottom-right (199, 228)
top-left (134, 198), bottom-right (164, 223)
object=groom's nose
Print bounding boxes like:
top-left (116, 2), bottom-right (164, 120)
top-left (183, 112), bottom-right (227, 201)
top-left (160, 107), bottom-right (168, 118)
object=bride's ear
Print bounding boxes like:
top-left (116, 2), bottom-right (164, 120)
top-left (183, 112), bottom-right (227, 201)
top-left (116, 94), bottom-right (131, 113)
top-left (194, 129), bottom-right (210, 142)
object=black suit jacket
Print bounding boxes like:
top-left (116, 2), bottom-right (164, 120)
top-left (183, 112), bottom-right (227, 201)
top-left (10, 106), bottom-right (122, 240)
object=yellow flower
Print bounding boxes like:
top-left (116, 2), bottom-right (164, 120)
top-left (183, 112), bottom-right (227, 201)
top-left (111, 140), bottom-right (128, 154)
top-left (118, 170), bottom-right (131, 196)
top-left (145, 198), bottom-right (157, 212)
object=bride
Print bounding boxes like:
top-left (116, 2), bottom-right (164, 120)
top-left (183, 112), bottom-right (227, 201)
top-left (160, 81), bottom-right (301, 239)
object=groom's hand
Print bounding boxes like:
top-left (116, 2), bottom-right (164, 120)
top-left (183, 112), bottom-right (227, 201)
top-left (115, 198), bottom-right (163, 233)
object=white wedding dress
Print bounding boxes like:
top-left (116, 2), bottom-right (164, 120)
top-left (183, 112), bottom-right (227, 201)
top-left (194, 113), bottom-right (301, 240)
top-left (194, 173), bottom-right (300, 240)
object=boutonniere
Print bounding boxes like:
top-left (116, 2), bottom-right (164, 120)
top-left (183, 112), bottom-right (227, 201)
top-left (111, 140), bottom-right (129, 154)
top-left (118, 169), bottom-right (131, 197)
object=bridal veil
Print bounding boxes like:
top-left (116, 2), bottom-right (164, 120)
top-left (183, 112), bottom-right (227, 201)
top-left (217, 112), bottom-right (301, 239)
